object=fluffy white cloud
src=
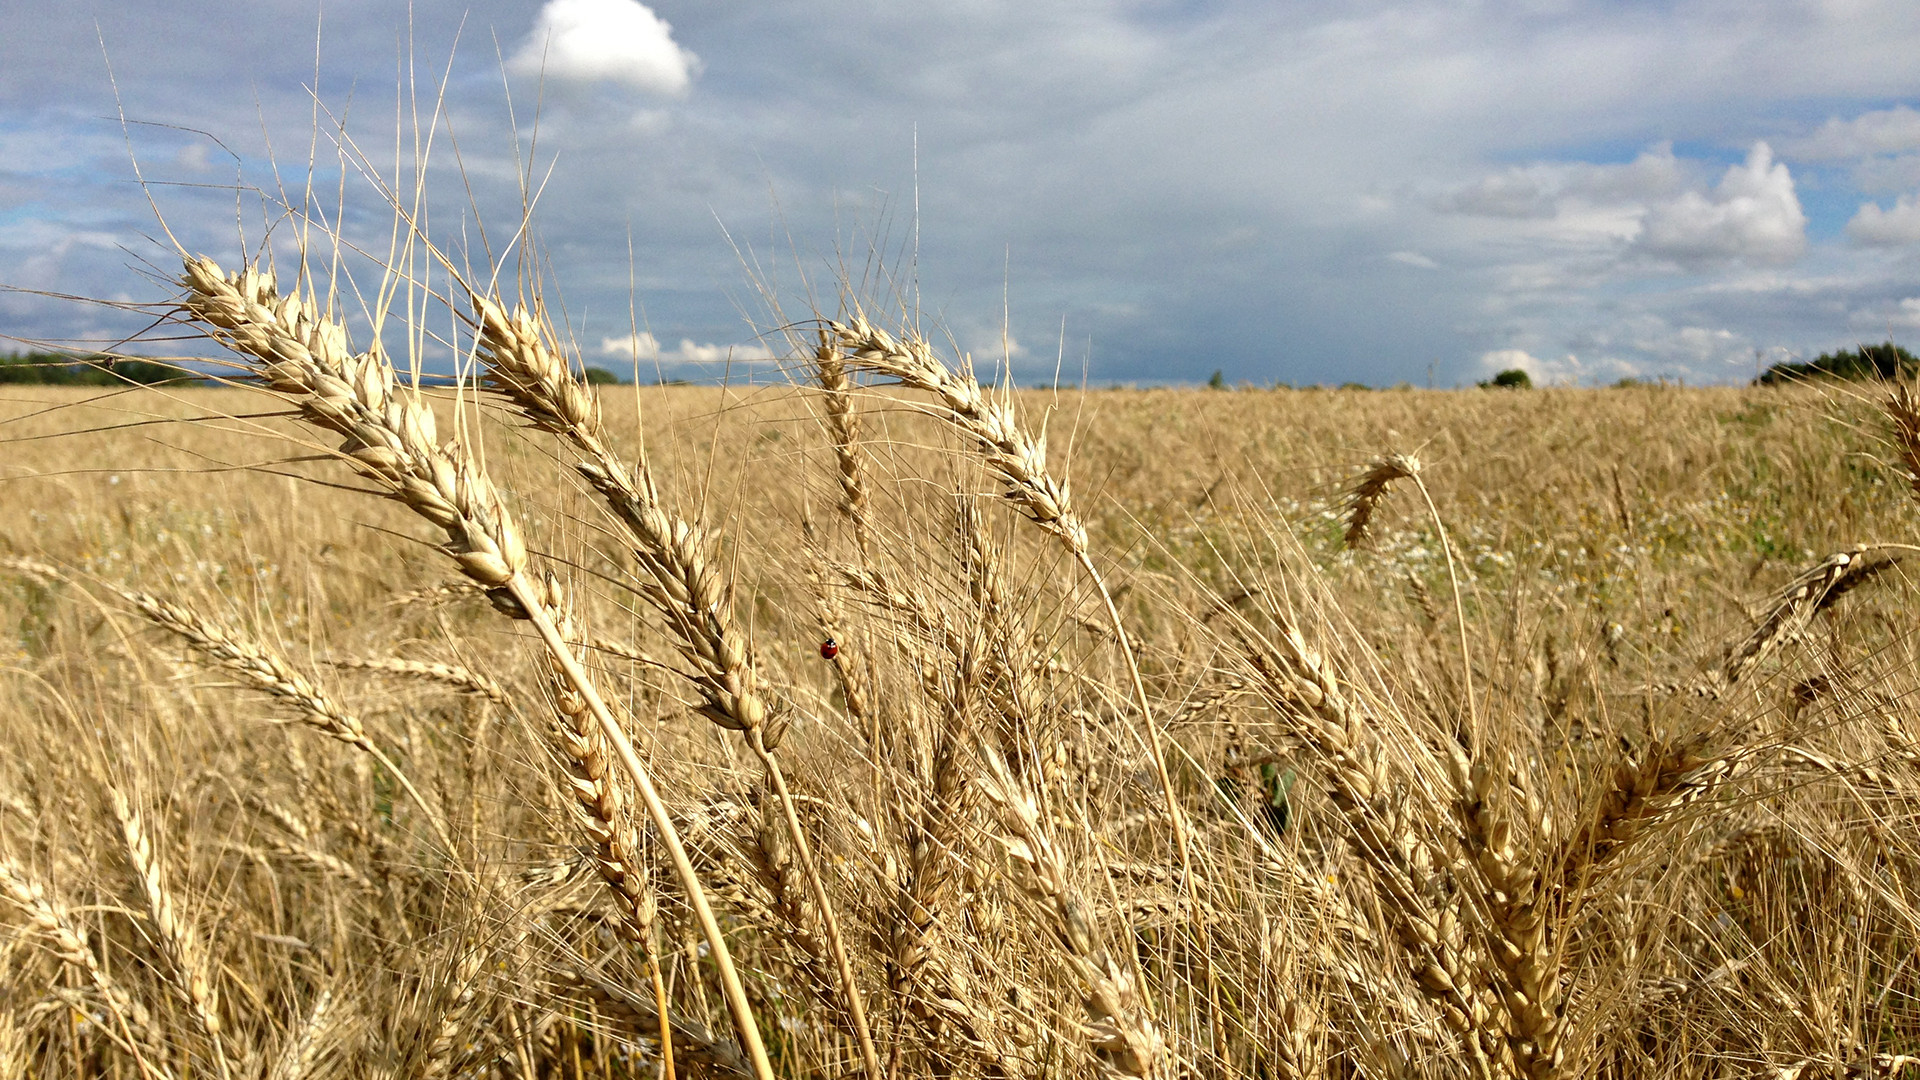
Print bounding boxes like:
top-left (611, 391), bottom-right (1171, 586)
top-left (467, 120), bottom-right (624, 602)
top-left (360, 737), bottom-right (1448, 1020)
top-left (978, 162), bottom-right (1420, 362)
top-left (1634, 143), bottom-right (1805, 267)
top-left (1475, 347), bottom-right (1609, 385)
top-left (509, 0), bottom-right (699, 94)
top-left (1847, 195), bottom-right (1920, 246)
top-left (1629, 322), bottom-right (1748, 368)
top-left (1784, 105), bottom-right (1920, 160)
top-left (1437, 145), bottom-right (1689, 220)
top-left (1478, 348), bottom-right (1546, 374)
top-left (599, 331), bottom-right (776, 364)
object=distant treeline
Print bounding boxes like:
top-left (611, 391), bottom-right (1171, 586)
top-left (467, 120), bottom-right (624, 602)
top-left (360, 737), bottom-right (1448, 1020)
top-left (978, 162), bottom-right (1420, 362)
top-left (0, 351), bottom-right (188, 386)
top-left (1756, 342), bottom-right (1918, 385)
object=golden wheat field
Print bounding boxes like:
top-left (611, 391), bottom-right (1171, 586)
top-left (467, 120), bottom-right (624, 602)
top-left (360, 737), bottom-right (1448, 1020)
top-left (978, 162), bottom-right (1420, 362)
top-left (4, 330), bottom-right (1920, 1080)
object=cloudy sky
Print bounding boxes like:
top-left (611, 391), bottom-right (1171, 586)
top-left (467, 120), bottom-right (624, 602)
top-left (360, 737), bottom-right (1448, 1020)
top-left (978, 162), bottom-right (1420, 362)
top-left (6, 1), bottom-right (1920, 386)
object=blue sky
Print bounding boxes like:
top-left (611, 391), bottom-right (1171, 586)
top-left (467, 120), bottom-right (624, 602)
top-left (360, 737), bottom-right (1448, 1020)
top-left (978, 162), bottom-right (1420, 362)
top-left (5, 0), bottom-right (1920, 386)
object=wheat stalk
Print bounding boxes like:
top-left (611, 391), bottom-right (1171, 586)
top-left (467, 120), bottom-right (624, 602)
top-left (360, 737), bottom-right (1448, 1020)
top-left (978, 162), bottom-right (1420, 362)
top-left (177, 255), bottom-right (774, 1080)
top-left (469, 288), bottom-right (883, 1080)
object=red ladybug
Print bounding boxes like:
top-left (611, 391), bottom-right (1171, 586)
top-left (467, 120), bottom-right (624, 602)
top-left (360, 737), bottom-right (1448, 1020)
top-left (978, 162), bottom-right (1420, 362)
top-left (819, 637), bottom-right (840, 660)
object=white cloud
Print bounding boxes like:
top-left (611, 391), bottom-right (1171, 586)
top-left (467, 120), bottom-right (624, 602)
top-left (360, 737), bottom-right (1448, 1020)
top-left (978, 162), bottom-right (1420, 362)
top-left (1478, 348), bottom-right (1544, 374)
top-left (1436, 145), bottom-right (1689, 220)
top-left (509, 0), bottom-right (699, 94)
top-left (1853, 153), bottom-right (1920, 194)
top-left (1847, 195), bottom-right (1920, 246)
top-left (1388, 250), bottom-right (1439, 269)
top-left (598, 332), bottom-right (776, 364)
top-left (1475, 347), bottom-right (1596, 385)
top-left (1785, 105), bottom-right (1920, 160)
top-left (1630, 322), bottom-right (1748, 368)
top-left (1634, 143), bottom-right (1805, 267)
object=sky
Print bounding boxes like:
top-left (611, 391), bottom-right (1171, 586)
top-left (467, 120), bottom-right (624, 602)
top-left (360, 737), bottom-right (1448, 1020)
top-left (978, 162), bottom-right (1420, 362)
top-left (6, 1), bottom-right (1920, 387)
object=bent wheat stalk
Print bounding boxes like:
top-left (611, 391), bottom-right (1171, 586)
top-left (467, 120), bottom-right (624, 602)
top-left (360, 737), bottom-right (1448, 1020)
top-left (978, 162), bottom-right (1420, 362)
top-left (1342, 453), bottom-right (1476, 731)
top-left (174, 255), bottom-right (775, 1080)
top-left (116, 588), bottom-right (455, 854)
top-left (826, 315), bottom-right (1195, 883)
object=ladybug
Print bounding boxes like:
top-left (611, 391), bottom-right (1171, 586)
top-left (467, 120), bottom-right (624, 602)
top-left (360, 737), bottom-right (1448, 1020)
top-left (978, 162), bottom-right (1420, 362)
top-left (819, 637), bottom-right (840, 660)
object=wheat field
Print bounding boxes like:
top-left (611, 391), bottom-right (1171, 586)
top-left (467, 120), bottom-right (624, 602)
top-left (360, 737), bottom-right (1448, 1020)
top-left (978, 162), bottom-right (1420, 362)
top-left (2, 259), bottom-right (1920, 1080)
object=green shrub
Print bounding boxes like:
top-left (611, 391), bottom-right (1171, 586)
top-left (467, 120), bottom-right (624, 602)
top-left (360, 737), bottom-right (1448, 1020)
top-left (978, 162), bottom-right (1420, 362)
top-left (1479, 368), bottom-right (1532, 389)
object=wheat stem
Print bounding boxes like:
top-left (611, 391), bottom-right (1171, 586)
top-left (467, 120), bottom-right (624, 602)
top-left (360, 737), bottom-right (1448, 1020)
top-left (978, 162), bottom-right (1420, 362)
top-left (508, 576), bottom-right (776, 1080)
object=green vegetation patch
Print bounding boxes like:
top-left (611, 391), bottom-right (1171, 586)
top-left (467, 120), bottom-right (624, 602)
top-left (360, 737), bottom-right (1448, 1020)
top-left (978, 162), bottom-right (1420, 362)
top-left (0, 351), bottom-right (186, 386)
top-left (1756, 342), bottom-right (1918, 385)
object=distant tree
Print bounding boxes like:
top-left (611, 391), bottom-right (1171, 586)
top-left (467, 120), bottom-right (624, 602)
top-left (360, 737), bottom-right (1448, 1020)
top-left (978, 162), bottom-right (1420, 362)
top-left (1478, 368), bottom-right (1532, 389)
top-left (583, 366), bottom-right (622, 385)
top-left (1338, 381), bottom-right (1371, 391)
top-left (1756, 342), bottom-right (1918, 385)
top-left (0, 351), bottom-right (184, 386)
top-left (1206, 369), bottom-right (1226, 390)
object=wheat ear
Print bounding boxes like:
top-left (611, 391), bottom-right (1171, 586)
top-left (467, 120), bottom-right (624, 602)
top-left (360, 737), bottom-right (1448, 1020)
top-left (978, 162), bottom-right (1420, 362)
top-left (1885, 382), bottom-right (1920, 504)
top-left (1720, 545), bottom-right (1903, 685)
top-left (980, 747), bottom-right (1168, 1080)
top-left (178, 256), bottom-right (772, 1080)
top-left (562, 963), bottom-right (753, 1080)
top-left (0, 854), bottom-right (158, 1056)
top-left (828, 316), bottom-right (1196, 888)
top-left (1341, 453), bottom-right (1416, 550)
top-left (542, 585), bottom-right (678, 1080)
top-left (268, 988), bottom-right (334, 1080)
top-left (323, 656), bottom-right (510, 706)
top-left (1234, 615), bottom-right (1497, 1076)
top-left (105, 787), bottom-right (228, 1075)
top-left (470, 290), bottom-right (882, 1080)
top-left (116, 589), bottom-right (456, 855)
top-left (815, 333), bottom-right (874, 557)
